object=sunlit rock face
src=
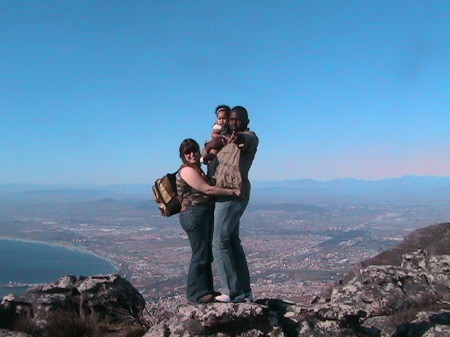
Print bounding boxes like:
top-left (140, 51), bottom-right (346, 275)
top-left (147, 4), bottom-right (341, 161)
top-left (1, 274), bottom-right (145, 335)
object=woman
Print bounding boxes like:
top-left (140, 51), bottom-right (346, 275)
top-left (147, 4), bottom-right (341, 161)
top-left (176, 138), bottom-right (240, 303)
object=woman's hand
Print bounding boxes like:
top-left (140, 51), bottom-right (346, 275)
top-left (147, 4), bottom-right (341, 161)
top-left (232, 189), bottom-right (241, 198)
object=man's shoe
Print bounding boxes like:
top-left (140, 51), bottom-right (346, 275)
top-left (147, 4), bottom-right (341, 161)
top-left (214, 294), bottom-right (231, 303)
top-left (244, 290), bottom-right (254, 302)
top-left (231, 296), bottom-right (245, 303)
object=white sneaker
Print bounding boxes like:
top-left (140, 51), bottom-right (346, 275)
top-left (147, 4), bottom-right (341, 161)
top-left (214, 294), bottom-right (231, 302)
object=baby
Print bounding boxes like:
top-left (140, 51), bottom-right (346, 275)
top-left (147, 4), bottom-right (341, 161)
top-left (202, 105), bottom-right (231, 163)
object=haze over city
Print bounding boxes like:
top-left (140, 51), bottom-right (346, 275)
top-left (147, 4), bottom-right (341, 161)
top-left (1, 1), bottom-right (449, 185)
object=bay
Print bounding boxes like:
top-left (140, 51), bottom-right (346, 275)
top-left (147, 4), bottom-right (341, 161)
top-left (0, 238), bottom-right (117, 297)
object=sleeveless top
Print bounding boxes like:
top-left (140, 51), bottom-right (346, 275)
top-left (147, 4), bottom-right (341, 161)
top-left (176, 163), bottom-right (213, 211)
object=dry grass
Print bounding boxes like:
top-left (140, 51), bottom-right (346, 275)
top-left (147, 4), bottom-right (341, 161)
top-left (45, 309), bottom-right (100, 337)
top-left (12, 315), bottom-right (40, 336)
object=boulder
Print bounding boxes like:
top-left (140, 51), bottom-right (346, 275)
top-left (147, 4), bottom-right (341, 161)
top-left (0, 330), bottom-right (32, 337)
top-left (1, 274), bottom-right (145, 331)
top-left (144, 301), bottom-right (283, 337)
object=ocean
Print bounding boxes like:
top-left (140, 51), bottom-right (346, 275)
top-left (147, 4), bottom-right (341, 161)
top-left (0, 238), bottom-right (118, 297)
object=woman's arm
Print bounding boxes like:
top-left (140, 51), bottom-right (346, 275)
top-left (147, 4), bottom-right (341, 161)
top-left (180, 166), bottom-right (239, 197)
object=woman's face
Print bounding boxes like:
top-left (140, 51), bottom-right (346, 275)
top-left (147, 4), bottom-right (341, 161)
top-left (183, 149), bottom-right (200, 165)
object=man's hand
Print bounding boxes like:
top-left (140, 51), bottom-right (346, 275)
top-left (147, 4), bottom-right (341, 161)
top-left (229, 132), bottom-right (245, 145)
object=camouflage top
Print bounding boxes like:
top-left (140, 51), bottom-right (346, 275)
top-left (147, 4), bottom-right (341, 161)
top-left (176, 164), bottom-right (213, 211)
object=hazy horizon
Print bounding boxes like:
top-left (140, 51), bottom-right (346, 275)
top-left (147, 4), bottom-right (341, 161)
top-left (1, 174), bottom-right (450, 187)
top-left (1, 175), bottom-right (449, 207)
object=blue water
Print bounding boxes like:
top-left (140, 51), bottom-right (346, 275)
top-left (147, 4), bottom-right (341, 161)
top-left (0, 238), bottom-right (117, 297)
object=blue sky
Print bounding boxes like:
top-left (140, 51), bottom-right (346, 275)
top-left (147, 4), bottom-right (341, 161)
top-left (1, 1), bottom-right (449, 184)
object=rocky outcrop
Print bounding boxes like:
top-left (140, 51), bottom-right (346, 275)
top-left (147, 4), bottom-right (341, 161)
top-left (145, 301), bottom-right (283, 337)
top-left (0, 330), bottom-right (32, 337)
top-left (1, 274), bottom-right (145, 334)
top-left (361, 222), bottom-right (450, 268)
top-left (144, 250), bottom-right (450, 337)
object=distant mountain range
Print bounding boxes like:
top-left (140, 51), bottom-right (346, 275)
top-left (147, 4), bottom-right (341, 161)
top-left (251, 175), bottom-right (450, 204)
top-left (1, 175), bottom-right (449, 204)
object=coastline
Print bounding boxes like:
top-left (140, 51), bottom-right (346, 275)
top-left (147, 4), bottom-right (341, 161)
top-left (0, 236), bottom-right (120, 273)
top-left (1, 236), bottom-right (126, 298)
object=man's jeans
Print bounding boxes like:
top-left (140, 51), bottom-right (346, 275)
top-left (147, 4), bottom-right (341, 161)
top-left (213, 198), bottom-right (251, 300)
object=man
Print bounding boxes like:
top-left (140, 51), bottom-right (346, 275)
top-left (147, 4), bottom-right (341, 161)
top-left (212, 106), bottom-right (259, 303)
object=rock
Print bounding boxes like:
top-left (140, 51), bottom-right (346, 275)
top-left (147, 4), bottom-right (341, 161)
top-left (1, 274), bottom-right (145, 334)
top-left (144, 302), bottom-right (281, 337)
top-left (391, 311), bottom-right (450, 337)
top-left (0, 330), bottom-right (32, 337)
top-left (142, 249), bottom-right (450, 337)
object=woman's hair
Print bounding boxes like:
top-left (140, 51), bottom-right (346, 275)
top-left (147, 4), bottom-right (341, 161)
top-left (215, 104), bottom-right (230, 117)
top-left (179, 138), bottom-right (200, 163)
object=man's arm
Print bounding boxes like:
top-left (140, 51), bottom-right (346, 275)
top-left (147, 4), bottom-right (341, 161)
top-left (230, 130), bottom-right (258, 152)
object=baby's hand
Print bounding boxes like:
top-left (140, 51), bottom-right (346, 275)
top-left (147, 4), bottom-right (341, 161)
top-left (203, 153), bottom-right (216, 164)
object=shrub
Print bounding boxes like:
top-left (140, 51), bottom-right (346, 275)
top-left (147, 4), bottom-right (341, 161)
top-left (12, 315), bottom-right (39, 336)
top-left (45, 309), bottom-right (100, 337)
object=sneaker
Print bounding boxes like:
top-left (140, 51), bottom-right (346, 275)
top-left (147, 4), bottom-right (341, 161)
top-left (244, 290), bottom-right (254, 302)
top-left (214, 294), bottom-right (231, 303)
top-left (231, 296), bottom-right (246, 303)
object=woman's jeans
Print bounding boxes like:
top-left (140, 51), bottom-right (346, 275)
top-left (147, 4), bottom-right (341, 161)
top-left (179, 204), bottom-right (214, 303)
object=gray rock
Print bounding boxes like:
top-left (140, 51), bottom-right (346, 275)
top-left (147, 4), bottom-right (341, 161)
top-left (1, 274), bottom-right (145, 334)
top-left (142, 250), bottom-right (450, 337)
top-left (144, 302), bottom-right (281, 337)
top-left (0, 330), bottom-right (32, 337)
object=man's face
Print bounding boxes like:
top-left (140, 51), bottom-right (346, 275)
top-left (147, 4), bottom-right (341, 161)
top-left (229, 111), bottom-right (248, 132)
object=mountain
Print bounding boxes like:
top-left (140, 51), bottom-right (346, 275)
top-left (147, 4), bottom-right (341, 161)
top-left (2, 175), bottom-right (450, 205)
top-left (360, 221), bottom-right (450, 267)
top-left (2, 223), bottom-right (450, 336)
top-left (251, 175), bottom-right (450, 203)
top-left (0, 184), bottom-right (150, 204)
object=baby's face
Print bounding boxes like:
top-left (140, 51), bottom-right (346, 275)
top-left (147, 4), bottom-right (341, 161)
top-left (217, 111), bottom-right (229, 126)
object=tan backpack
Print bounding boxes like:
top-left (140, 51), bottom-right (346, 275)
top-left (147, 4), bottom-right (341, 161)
top-left (152, 171), bottom-right (182, 217)
top-left (214, 143), bottom-right (242, 191)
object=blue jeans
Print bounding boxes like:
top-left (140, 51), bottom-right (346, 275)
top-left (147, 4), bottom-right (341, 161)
top-left (212, 198), bottom-right (251, 300)
top-left (179, 204), bottom-right (214, 303)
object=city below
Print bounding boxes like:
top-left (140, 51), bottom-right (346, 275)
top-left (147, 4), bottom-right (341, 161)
top-left (1, 179), bottom-right (449, 305)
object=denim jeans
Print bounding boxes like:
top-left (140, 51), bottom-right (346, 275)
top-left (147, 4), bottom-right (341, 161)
top-left (179, 204), bottom-right (214, 303)
top-left (212, 198), bottom-right (251, 300)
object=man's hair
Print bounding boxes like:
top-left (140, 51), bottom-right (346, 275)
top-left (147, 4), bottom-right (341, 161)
top-left (179, 138), bottom-right (200, 163)
top-left (215, 105), bottom-right (231, 117)
top-left (230, 106), bottom-right (249, 122)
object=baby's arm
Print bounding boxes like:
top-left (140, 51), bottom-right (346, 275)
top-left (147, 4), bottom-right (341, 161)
top-left (211, 123), bottom-right (222, 138)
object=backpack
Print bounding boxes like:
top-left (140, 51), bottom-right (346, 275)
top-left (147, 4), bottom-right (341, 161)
top-left (214, 143), bottom-right (242, 191)
top-left (152, 171), bottom-right (182, 217)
